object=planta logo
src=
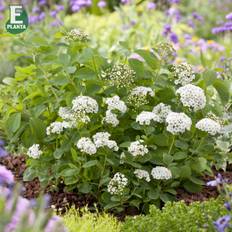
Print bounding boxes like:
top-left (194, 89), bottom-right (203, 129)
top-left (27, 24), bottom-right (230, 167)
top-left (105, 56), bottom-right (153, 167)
top-left (5, 5), bottom-right (28, 34)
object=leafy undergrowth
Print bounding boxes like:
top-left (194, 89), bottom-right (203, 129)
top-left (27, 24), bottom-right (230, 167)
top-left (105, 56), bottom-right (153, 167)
top-left (63, 207), bottom-right (121, 232)
top-left (63, 199), bottom-right (226, 232)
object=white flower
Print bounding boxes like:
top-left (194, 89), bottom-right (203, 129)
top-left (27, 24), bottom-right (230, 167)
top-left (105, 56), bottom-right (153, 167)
top-left (46, 121), bottom-right (72, 135)
top-left (103, 110), bottom-right (119, 127)
top-left (93, 132), bottom-right (118, 151)
top-left (72, 96), bottom-right (98, 114)
top-left (176, 84), bottom-right (206, 111)
top-left (136, 111), bottom-right (159, 125)
top-left (105, 96), bottom-right (127, 114)
top-left (152, 103), bottom-right (171, 123)
top-left (196, 118), bottom-right (221, 135)
top-left (166, 112), bottom-right (192, 134)
top-left (76, 137), bottom-right (97, 155)
top-left (107, 172), bottom-right (128, 195)
top-left (128, 141), bottom-right (149, 157)
top-left (131, 86), bottom-right (154, 97)
top-left (151, 166), bottom-right (172, 180)
top-left (27, 144), bottom-right (42, 159)
top-left (58, 107), bottom-right (73, 120)
top-left (174, 62), bottom-right (195, 86)
top-left (134, 169), bottom-right (151, 182)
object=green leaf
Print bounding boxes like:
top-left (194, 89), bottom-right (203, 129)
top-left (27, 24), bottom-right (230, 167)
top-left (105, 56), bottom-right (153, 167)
top-left (71, 148), bottom-right (78, 161)
top-left (83, 160), bottom-right (98, 168)
top-left (163, 153), bottom-right (173, 165)
top-left (153, 134), bottom-right (169, 147)
top-left (23, 167), bottom-right (37, 181)
top-left (148, 189), bottom-right (159, 200)
top-left (160, 193), bottom-right (175, 202)
top-left (173, 152), bottom-right (187, 160)
top-left (180, 165), bottom-right (191, 178)
top-left (53, 148), bottom-right (64, 159)
top-left (175, 140), bottom-right (189, 150)
top-left (136, 49), bottom-right (160, 70)
top-left (78, 183), bottom-right (92, 193)
top-left (202, 70), bottom-right (217, 86)
top-left (183, 180), bottom-right (202, 193)
top-left (213, 79), bottom-right (230, 104)
top-left (6, 112), bottom-right (21, 134)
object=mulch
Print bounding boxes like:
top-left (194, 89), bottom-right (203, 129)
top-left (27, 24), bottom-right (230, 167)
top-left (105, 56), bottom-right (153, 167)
top-left (1, 154), bottom-right (232, 217)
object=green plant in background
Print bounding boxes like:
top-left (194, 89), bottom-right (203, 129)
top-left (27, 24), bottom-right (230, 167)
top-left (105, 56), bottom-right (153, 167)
top-left (122, 199), bottom-right (227, 232)
top-left (62, 199), bottom-right (228, 232)
top-left (0, 28), bottom-right (230, 212)
top-left (63, 207), bottom-right (121, 232)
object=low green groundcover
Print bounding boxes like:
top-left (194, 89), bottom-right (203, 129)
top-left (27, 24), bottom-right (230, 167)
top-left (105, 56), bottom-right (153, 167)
top-left (64, 199), bottom-right (226, 232)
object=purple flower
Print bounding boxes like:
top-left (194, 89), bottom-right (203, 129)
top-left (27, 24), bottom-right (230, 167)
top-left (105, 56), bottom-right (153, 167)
top-left (226, 12), bottom-right (232, 21)
top-left (70, 0), bottom-right (92, 12)
top-left (129, 53), bottom-right (145, 62)
top-left (166, 8), bottom-right (181, 22)
top-left (56, 5), bottom-right (65, 12)
top-left (224, 202), bottom-right (231, 211)
top-left (0, 165), bottom-right (14, 185)
top-left (147, 2), bottom-right (156, 10)
top-left (121, 0), bottom-right (131, 4)
top-left (0, 139), bottom-right (8, 158)
top-left (170, 32), bottom-right (178, 44)
top-left (5, 197), bottom-right (35, 232)
top-left (38, 12), bottom-right (45, 21)
top-left (169, 0), bottom-right (180, 4)
top-left (163, 24), bottom-right (172, 36)
top-left (50, 10), bottom-right (57, 18)
top-left (50, 19), bottom-right (63, 27)
top-left (192, 12), bottom-right (204, 22)
top-left (206, 174), bottom-right (223, 187)
top-left (38, 0), bottom-right (46, 6)
top-left (98, 0), bottom-right (106, 8)
top-left (45, 216), bottom-right (67, 232)
top-left (214, 215), bottom-right (231, 232)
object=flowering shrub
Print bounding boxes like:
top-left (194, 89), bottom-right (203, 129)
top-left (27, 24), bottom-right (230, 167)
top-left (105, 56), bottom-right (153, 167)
top-left (0, 165), bottom-right (66, 232)
top-left (0, 30), bottom-right (230, 212)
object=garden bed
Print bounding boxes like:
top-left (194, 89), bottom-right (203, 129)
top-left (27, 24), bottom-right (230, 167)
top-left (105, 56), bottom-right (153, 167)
top-left (2, 154), bottom-right (231, 219)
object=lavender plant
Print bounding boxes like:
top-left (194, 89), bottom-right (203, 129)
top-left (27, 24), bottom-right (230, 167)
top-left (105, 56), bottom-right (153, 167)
top-left (207, 174), bottom-right (232, 232)
top-left (0, 164), bottom-right (67, 232)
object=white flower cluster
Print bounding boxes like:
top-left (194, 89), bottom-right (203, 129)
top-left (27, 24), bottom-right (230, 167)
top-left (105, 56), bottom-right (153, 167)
top-left (76, 132), bottom-right (118, 155)
top-left (101, 64), bottom-right (135, 88)
top-left (128, 86), bottom-right (154, 107)
top-left (128, 140), bottom-right (149, 157)
top-left (27, 144), bottom-right (42, 159)
top-left (173, 62), bottom-right (196, 85)
top-left (107, 172), bottom-right (128, 195)
top-left (103, 96), bottom-right (127, 127)
top-left (176, 84), bottom-right (206, 111)
top-left (136, 111), bottom-right (159, 125)
top-left (134, 169), bottom-right (151, 182)
top-left (46, 121), bottom-right (72, 135)
top-left (47, 96), bottom-right (99, 136)
top-left (105, 96), bottom-right (127, 113)
top-left (93, 132), bottom-right (119, 151)
top-left (131, 86), bottom-right (154, 97)
top-left (166, 112), bottom-right (192, 134)
top-left (72, 96), bottom-right (99, 114)
top-left (76, 137), bottom-right (97, 155)
top-left (65, 28), bottom-right (89, 42)
top-left (152, 103), bottom-right (171, 123)
top-left (151, 166), bottom-right (172, 180)
top-left (196, 118), bottom-right (221, 135)
top-left (103, 110), bottom-right (119, 127)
